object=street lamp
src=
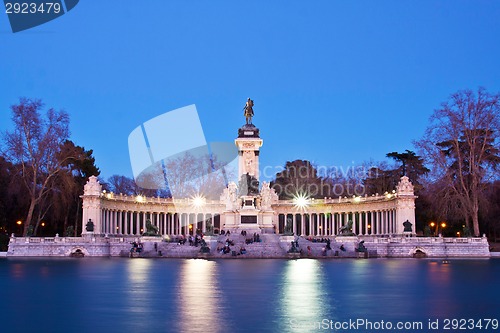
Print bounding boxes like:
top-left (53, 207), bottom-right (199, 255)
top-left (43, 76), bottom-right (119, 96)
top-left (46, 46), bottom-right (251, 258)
top-left (440, 222), bottom-right (446, 236)
top-left (430, 222), bottom-right (436, 236)
top-left (16, 220), bottom-right (22, 236)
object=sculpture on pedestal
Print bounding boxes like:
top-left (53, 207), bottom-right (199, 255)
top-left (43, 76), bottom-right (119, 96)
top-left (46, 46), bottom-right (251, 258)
top-left (260, 181), bottom-right (278, 210)
top-left (221, 182), bottom-right (239, 211)
top-left (339, 220), bottom-right (354, 236)
top-left (142, 219), bottom-right (159, 236)
top-left (243, 98), bottom-right (254, 125)
top-left (238, 173), bottom-right (259, 196)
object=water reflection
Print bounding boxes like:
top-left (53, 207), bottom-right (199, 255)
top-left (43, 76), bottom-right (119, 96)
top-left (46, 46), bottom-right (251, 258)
top-left (280, 259), bottom-right (328, 332)
top-left (9, 263), bottom-right (25, 279)
top-left (178, 259), bottom-right (221, 333)
top-left (125, 259), bottom-right (154, 315)
top-left (426, 260), bottom-right (455, 317)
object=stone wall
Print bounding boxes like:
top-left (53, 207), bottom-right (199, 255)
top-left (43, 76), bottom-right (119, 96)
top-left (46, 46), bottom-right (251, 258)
top-left (359, 236), bottom-right (490, 258)
top-left (7, 235), bottom-right (139, 257)
top-left (6, 234), bottom-right (490, 258)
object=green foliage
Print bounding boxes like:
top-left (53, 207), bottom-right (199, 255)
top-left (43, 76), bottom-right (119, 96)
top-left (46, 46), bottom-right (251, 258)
top-left (271, 160), bottom-right (326, 199)
top-left (0, 233), bottom-right (9, 251)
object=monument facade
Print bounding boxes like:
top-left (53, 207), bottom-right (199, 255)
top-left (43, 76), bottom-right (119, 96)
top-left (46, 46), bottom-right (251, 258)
top-left (79, 99), bottom-right (417, 237)
top-left (7, 99), bottom-right (490, 258)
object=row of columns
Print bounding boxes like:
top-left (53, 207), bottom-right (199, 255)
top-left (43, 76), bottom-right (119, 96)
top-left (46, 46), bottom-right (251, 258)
top-left (100, 209), bottom-right (221, 236)
top-left (278, 210), bottom-right (397, 236)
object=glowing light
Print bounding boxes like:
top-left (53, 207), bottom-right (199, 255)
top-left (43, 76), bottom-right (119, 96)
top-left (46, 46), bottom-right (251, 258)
top-left (292, 193), bottom-right (310, 209)
top-left (191, 194), bottom-right (206, 208)
top-left (41, 222), bottom-right (45, 227)
top-left (430, 222), bottom-right (435, 227)
top-left (135, 195), bottom-right (145, 203)
top-left (441, 222), bottom-right (446, 228)
top-left (16, 220), bottom-right (22, 225)
top-left (353, 196), bottom-right (361, 203)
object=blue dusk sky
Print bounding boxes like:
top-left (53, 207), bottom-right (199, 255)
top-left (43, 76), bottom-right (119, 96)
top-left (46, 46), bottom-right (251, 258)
top-left (1, 1), bottom-right (500, 182)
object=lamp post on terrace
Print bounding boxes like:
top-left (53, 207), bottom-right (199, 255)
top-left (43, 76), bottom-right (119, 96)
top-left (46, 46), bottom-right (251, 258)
top-left (440, 222), bottom-right (447, 236)
top-left (430, 222), bottom-right (437, 236)
top-left (16, 220), bottom-right (22, 236)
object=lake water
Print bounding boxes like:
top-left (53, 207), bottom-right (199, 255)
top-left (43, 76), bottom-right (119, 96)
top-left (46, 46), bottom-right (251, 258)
top-left (0, 258), bottom-right (499, 333)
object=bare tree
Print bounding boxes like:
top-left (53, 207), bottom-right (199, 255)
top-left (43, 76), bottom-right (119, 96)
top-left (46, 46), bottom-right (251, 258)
top-left (134, 152), bottom-right (232, 200)
top-left (2, 98), bottom-right (71, 236)
top-left (416, 88), bottom-right (500, 236)
top-left (107, 174), bottom-right (140, 195)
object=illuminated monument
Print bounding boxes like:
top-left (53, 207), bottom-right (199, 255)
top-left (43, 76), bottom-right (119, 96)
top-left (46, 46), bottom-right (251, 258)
top-left (7, 99), bottom-right (490, 258)
top-left (80, 99), bottom-right (417, 237)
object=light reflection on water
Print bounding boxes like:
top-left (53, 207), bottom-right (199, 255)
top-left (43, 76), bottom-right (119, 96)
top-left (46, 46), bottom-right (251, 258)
top-left (0, 258), bottom-right (499, 333)
top-left (280, 259), bottom-right (329, 332)
top-left (177, 259), bottom-right (221, 333)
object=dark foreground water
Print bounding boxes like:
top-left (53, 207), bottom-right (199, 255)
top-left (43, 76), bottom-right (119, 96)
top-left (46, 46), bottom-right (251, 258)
top-left (0, 258), bottom-right (499, 333)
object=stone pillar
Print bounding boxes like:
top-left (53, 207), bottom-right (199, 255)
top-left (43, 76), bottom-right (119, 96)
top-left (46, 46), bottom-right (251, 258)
top-left (372, 211), bottom-right (376, 235)
top-left (104, 210), bottom-right (107, 234)
top-left (112, 210), bottom-right (117, 234)
top-left (363, 211), bottom-right (368, 235)
top-left (133, 212), bottom-right (138, 235)
top-left (395, 176), bottom-right (417, 235)
top-left (235, 135), bottom-right (263, 181)
top-left (81, 176), bottom-right (103, 236)
top-left (299, 214), bottom-right (304, 236)
top-left (117, 211), bottom-right (122, 234)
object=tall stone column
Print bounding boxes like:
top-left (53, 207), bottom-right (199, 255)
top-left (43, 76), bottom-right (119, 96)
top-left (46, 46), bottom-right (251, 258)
top-left (315, 214), bottom-right (319, 236)
top-left (395, 176), bottom-right (417, 235)
top-left (81, 176), bottom-right (103, 236)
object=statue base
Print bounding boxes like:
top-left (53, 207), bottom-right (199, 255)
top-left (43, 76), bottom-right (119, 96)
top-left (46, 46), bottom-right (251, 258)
top-left (238, 124), bottom-right (260, 138)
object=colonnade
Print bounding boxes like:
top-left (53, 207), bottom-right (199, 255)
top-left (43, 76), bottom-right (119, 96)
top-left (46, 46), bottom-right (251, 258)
top-left (99, 209), bottom-right (221, 236)
top-left (276, 209), bottom-right (397, 236)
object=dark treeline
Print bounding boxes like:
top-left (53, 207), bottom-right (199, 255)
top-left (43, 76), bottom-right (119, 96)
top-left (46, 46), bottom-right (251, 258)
top-left (270, 88), bottom-right (500, 238)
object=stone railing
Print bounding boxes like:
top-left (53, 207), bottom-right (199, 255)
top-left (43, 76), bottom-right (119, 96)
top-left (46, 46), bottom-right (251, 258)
top-left (9, 235), bottom-right (141, 244)
top-left (275, 193), bottom-right (398, 206)
top-left (371, 236), bottom-right (488, 244)
top-left (99, 193), bottom-right (222, 206)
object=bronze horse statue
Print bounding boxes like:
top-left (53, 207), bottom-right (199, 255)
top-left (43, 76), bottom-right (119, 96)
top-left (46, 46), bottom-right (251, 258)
top-left (243, 98), bottom-right (254, 125)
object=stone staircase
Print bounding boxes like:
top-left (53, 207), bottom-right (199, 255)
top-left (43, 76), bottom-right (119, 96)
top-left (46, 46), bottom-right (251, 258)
top-left (211, 232), bottom-right (286, 258)
top-left (119, 234), bottom-right (375, 259)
